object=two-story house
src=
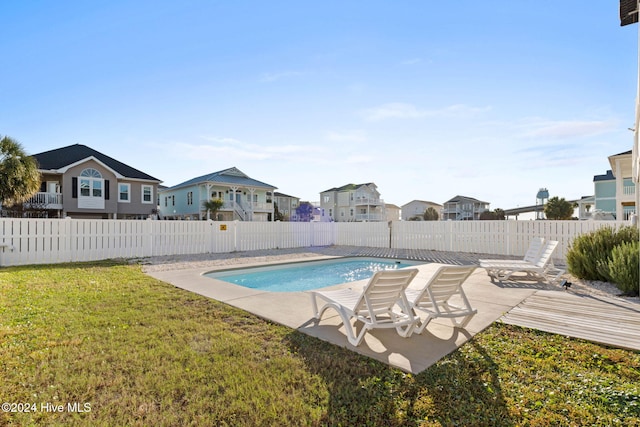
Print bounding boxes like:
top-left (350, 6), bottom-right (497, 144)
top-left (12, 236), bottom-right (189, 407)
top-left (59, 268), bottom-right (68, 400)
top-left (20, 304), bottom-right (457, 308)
top-left (28, 144), bottom-right (161, 219)
top-left (593, 150), bottom-right (636, 220)
top-left (273, 192), bottom-right (300, 221)
top-left (159, 167), bottom-right (277, 221)
top-left (442, 195), bottom-right (490, 221)
top-left (401, 200), bottom-right (443, 221)
top-left (320, 183), bottom-right (385, 222)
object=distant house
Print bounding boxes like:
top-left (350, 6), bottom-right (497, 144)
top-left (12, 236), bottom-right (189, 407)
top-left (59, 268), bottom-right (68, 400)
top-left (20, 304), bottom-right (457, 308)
top-left (159, 167), bottom-right (277, 221)
top-left (26, 144), bottom-right (161, 219)
top-left (385, 203), bottom-right (401, 222)
top-left (442, 195), bottom-right (489, 221)
top-left (273, 192), bottom-right (300, 221)
top-left (293, 201), bottom-right (330, 222)
top-left (593, 170), bottom-right (616, 218)
top-left (592, 150), bottom-right (636, 220)
top-left (320, 183), bottom-right (385, 222)
top-left (401, 200), bottom-right (443, 221)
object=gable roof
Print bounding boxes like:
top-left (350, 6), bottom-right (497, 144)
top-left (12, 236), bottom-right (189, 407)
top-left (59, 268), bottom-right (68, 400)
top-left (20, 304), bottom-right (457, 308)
top-left (274, 191), bottom-right (298, 198)
top-left (32, 144), bottom-right (161, 182)
top-left (401, 199), bottom-right (443, 208)
top-left (167, 167), bottom-right (276, 190)
top-left (610, 149), bottom-right (633, 157)
top-left (444, 195), bottom-right (489, 204)
top-left (321, 183), bottom-right (376, 193)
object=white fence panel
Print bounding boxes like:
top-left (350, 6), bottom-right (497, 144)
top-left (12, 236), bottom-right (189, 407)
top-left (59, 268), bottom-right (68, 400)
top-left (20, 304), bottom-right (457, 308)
top-left (68, 220), bottom-right (149, 262)
top-left (210, 221), bottom-right (237, 253)
top-left (334, 222), bottom-right (389, 247)
top-left (236, 222), bottom-right (276, 251)
top-left (391, 220), bottom-right (629, 259)
top-left (275, 222), bottom-right (312, 249)
top-left (151, 220), bottom-right (212, 256)
top-left (309, 222), bottom-right (335, 247)
top-left (1, 219), bottom-right (66, 265)
top-left (391, 221), bottom-right (448, 251)
top-left (0, 218), bottom-right (632, 266)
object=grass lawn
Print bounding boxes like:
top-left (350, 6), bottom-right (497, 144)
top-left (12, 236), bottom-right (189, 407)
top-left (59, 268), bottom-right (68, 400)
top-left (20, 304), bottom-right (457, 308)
top-left (1, 261), bottom-right (639, 426)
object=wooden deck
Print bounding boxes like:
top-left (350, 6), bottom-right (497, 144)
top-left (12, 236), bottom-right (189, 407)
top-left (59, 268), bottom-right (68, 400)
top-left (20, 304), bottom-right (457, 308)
top-left (501, 290), bottom-right (640, 351)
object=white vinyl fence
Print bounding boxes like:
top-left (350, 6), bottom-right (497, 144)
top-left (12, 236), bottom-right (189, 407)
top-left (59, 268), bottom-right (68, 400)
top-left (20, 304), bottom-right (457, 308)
top-left (0, 218), bottom-right (629, 267)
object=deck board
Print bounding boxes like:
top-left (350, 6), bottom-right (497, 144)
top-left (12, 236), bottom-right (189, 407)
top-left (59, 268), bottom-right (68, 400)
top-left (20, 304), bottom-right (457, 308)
top-left (501, 290), bottom-right (640, 351)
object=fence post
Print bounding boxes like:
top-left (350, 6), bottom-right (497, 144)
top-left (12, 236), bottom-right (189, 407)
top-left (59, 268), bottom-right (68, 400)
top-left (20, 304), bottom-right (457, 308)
top-left (144, 219), bottom-right (154, 258)
top-left (233, 220), bottom-right (238, 252)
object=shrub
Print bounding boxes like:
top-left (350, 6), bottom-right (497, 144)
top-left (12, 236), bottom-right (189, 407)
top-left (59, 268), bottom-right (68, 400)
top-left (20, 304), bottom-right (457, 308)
top-left (608, 241), bottom-right (639, 296)
top-left (566, 226), bottom-right (639, 282)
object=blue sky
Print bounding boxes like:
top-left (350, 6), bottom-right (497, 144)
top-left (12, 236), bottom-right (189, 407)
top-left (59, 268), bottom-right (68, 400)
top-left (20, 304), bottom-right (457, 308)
top-left (1, 1), bottom-right (638, 211)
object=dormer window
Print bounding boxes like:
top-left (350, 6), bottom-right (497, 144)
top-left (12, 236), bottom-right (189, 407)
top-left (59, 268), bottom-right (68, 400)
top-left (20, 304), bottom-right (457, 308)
top-left (80, 168), bottom-right (103, 197)
top-left (77, 168), bottom-right (105, 209)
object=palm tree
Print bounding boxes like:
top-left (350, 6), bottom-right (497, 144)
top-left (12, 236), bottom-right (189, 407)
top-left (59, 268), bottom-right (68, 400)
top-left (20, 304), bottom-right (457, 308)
top-left (202, 198), bottom-right (224, 220)
top-left (0, 136), bottom-right (40, 207)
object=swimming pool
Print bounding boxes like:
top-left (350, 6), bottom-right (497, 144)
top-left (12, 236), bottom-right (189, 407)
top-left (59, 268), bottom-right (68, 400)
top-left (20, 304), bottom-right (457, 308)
top-left (205, 257), bottom-right (425, 292)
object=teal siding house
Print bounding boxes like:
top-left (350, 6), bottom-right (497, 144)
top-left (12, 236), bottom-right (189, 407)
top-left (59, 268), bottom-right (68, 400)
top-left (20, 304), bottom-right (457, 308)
top-left (159, 167), bottom-right (277, 221)
top-left (593, 150), bottom-right (636, 220)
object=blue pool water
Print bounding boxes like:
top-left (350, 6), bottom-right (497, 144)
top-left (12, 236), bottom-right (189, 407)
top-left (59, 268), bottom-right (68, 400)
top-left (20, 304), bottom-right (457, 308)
top-left (205, 257), bottom-right (424, 292)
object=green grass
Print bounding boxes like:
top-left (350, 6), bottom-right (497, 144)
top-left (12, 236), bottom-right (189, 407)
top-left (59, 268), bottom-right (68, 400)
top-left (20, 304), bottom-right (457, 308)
top-left (1, 261), bottom-right (639, 426)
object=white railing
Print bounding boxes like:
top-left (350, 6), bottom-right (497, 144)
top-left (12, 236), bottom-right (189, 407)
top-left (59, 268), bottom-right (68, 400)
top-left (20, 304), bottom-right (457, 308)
top-left (25, 192), bottom-right (63, 209)
top-left (0, 218), bottom-right (631, 266)
top-left (354, 213), bottom-right (386, 221)
top-left (623, 185), bottom-right (636, 195)
top-left (354, 197), bottom-right (384, 205)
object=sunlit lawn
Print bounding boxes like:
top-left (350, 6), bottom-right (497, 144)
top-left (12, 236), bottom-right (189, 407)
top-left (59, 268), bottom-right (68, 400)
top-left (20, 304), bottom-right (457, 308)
top-left (1, 261), bottom-right (639, 426)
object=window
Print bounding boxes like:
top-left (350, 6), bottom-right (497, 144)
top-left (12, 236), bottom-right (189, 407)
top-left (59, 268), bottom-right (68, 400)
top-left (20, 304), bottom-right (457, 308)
top-left (77, 168), bottom-right (105, 209)
top-left (187, 191), bottom-right (193, 205)
top-left (119, 183), bottom-right (130, 202)
top-left (142, 185), bottom-right (153, 204)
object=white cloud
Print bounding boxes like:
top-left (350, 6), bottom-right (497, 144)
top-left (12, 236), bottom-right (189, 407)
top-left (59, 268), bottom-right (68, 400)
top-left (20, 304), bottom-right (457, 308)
top-left (326, 130), bottom-right (367, 142)
top-left (345, 154), bottom-right (374, 164)
top-left (167, 137), bottom-right (324, 163)
top-left (518, 119), bottom-right (617, 139)
top-left (361, 102), bottom-right (491, 121)
top-left (259, 71), bottom-right (303, 82)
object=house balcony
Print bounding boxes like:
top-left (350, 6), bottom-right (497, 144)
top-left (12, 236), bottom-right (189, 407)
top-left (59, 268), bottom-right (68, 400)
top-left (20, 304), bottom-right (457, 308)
top-left (354, 197), bottom-right (384, 206)
top-left (220, 201), bottom-right (273, 212)
top-left (355, 213), bottom-right (386, 221)
top-left (24, 192), bottom-right (63, 210)
top-left (622, 184), bottom-right (636, 202)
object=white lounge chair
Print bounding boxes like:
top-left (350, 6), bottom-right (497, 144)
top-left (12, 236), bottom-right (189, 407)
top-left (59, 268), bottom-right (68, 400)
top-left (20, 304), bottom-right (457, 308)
top-left (480, 240), bottom-right (563, 284)
top-left (402, 265), bottom-right (477, 333)
top-left (479, 237), bottom-right (545, 265)
top-left (309, 268), bottom-right (419, 346)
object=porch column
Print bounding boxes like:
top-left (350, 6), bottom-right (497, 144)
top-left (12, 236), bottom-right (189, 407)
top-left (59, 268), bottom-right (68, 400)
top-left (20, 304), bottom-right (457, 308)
top-left (230, 186), bottom-right (239, 220)
top-left (204, 183), bottom-right (211, 220)
top-left (248, 188), bottom-right (256, 221)
top-left (615, 159), bottom-right (624, 220)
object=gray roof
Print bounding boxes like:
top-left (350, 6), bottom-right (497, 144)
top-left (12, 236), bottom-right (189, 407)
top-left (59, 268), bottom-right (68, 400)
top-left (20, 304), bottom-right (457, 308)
top-left (167, 167), bottom-right (276, 190)
top-left (321, 183), bottom-right (375, 193)
top-left (593, 169), bottom-right (615, 182)
top-left (444, 195), bottom-right (489, 204)
top-left (32, 144), bottom-right (161, 182)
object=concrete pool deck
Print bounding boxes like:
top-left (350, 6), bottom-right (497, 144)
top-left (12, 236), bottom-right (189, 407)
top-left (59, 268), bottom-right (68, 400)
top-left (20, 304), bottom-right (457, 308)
top-left (144, 249), bottom-right (546, 374)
